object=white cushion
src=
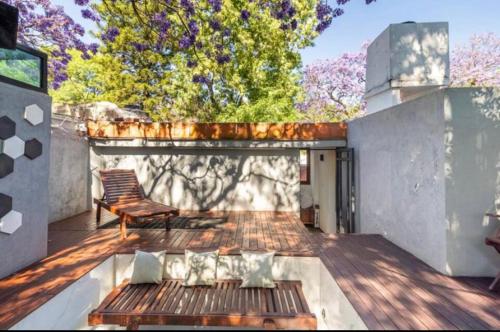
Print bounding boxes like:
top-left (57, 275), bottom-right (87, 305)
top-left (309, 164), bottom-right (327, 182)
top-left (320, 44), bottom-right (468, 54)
top-left (184, 250), bottom-right (219, 286)
top-left (240, 251), bottom-right (276, 288)
top-left (130, 250), bottom-right (166, 284)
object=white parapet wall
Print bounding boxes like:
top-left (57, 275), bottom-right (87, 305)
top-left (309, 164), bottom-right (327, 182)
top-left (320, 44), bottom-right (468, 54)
top-left (365, 22), bottom-right (450, 114)
top-left (90, 143), bottom-right (301, 212)
top-left (348, 87), bottom-right (500, 277)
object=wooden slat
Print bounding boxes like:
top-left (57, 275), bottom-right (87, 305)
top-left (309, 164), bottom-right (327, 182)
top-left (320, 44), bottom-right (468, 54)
top-left (90, 279), bottom-right (316, 329)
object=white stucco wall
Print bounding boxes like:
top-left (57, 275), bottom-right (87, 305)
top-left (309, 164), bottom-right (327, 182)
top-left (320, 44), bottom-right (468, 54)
top-left (314, 150), bottom-right (337, 234)
top-left (348, 87), bottom-right (500, 277)
top-left (90, 145), bottom-right (300, 212)
top-left (443, 88), bottom-right (500, 276)
top-left (348, 90), bottom-right (448, 273)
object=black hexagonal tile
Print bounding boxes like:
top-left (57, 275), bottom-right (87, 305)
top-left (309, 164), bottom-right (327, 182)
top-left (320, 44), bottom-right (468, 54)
top-left (0, 154), bottom-right (14, 178)
top-left (0, 193), bottom-right (12, 219)
top-left (0, 116), bottom-right (16, 140)
top-left (24, 139), bottom-right (43, 160)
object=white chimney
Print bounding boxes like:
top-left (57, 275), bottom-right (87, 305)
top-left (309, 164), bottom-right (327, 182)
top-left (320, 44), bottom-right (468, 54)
top-left (365, 22), bottom-right (450, 114)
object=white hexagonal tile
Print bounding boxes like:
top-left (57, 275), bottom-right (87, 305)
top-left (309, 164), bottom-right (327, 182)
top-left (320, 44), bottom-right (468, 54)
top-left (24, 104), bottom-right (44, 126)
top-left (1, 136), bottom-right (25, 159)
top-left (0, 210), bottom-right (22, 234)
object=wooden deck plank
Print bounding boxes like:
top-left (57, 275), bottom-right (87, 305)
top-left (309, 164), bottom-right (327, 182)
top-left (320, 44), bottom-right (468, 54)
top-left (0, 210), bottom-right (498, 330)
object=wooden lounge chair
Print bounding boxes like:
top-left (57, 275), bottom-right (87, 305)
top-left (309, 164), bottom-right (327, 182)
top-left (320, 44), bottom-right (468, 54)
top-left (485, 213), bottom-right (500, 291)
top-left (88, 279), bottom-right (317, 330)
top-left (94, 169), bottom-right (179, 239)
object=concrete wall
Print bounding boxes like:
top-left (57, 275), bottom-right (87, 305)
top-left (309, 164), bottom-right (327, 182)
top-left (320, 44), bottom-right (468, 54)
top-left (348, 87), bottom-right (500, 276)
top-left (90, 145), bottom-right (300, 212)
top-left (0, 82), bottom-right (51, 279)
top-left (48, 117), bottom-right (91, 223)
top-left (443, 88), bottom-right (500, 276)
top-left (348, 90), bottom-right (448, 273)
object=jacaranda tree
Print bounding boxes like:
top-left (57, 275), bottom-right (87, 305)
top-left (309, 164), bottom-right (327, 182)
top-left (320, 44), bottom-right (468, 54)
top-left (85, 0), bottom-right (376, 121)
top-left (3, 0), bottom-right (99, 89)
top-left (299, 42), bottom-right (367, 121)
top-left (450, 33), bottom-right (500, 87)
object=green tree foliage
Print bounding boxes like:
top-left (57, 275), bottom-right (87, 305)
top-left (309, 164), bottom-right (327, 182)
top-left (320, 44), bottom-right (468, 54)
top-left (90, 0), bottom-right (323, 121)
top-left (51, 50), bottom-right (132, 105)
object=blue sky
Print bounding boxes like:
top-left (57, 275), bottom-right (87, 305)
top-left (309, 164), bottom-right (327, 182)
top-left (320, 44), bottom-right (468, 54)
top-left (54, 0), bottom-right (500, 66)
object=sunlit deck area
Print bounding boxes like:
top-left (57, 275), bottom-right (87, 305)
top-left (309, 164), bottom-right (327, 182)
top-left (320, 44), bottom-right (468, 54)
top-left (0, 210), bottom-right (497, 330)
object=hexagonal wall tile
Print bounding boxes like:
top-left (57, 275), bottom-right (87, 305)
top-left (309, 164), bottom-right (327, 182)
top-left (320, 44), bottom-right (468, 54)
top-left (0, 210), bottom-right (22, 234)
top-left (24, 139), bottom-right (43, 160)
top-left (0, 154), bottom-right (14, 178)
top-left (1, 136), bottom-right (25, 159)
top-left (0, 116), bottom-right (16, 140)
top-left (0, 193), bottom-right (12, 219)
top-left (24, 104), bottom-right (44, 126)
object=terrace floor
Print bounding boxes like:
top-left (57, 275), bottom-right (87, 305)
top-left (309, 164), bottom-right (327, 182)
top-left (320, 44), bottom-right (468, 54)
top-left (0, 210), bottom-right (498, 330)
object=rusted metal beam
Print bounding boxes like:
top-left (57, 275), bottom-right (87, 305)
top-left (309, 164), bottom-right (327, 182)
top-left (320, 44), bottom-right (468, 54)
top-left (86, 121), bottom-right (347, 141)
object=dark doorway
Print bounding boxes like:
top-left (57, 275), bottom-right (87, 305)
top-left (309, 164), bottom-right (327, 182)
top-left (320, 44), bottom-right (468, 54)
top-left (336, 148), bottom-right (355, 233)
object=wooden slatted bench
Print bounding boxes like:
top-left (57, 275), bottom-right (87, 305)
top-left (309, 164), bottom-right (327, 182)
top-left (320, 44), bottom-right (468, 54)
top-left (88, 279), bottom-right (317, 330)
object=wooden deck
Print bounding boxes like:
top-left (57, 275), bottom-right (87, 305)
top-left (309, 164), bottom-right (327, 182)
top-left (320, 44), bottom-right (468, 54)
top-left (0, 210), bottom-right (498, 330)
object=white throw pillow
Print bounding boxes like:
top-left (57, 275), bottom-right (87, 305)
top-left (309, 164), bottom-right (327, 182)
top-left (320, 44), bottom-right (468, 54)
top-left (130, 250), bottom-right (166, 284)
top-left (240, 251), bottom-right (276, 288)
top-left (184, 250), bottom-right (219, 286)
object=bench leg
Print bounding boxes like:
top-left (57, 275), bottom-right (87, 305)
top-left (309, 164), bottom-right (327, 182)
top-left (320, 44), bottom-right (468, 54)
top-left (489, 272), bottom-right (500, 291)
top-left (263, 319), bottom-right (277, 330)
top-left (120, 215), bottom-right (128, 240)
top-left (96, 203), bottom-right (101, 226)
top-left (126, 322), bottom-right (139, 330)
top-left (165, 214), bottom-right (172, 231)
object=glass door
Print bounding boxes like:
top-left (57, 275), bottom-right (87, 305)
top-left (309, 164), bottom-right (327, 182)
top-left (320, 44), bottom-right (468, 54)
top-left (336, 148), bottom-right (355, 233)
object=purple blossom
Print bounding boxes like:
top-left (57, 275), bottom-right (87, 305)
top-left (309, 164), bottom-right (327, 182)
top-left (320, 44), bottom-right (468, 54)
top-left (208, 0), bottom-right (222, 12)
top-left (187, 60), bottom-right (198, 68)
top-left (74, 0), bottom-right (90, 5)
top-left (332, 8), bottom-right (344, 17)
top-left (300, 42), bottom-right (369, 120)
top-left (132, 42), bottom-right (148, 52)
top-left (210, 19), bottom-right (222, 31)
top-left (180, 0), bottom-right (195, 16)
top-left (192, 74), bottom-right (209, 84)
top-left (88, 43), bottom-right (99, 54)
top-left (81, 9), bottom-right (100, 22)
top-left (179, 34), bottom-right (193, 49)
top-left (450, 33), bottom-right (500, 87)
top-left (316, 2), bottom-right (332, 20)
top-left (281, 0), bottom-right (291, 11)
top-left (102, 27), bottom-right (120, 42)
top-left (188, 20), bottom-right (199, 35)
top-left (216, 54), bottom-right (230, 64)
top-left (240, 10), bottom-right (250, 21)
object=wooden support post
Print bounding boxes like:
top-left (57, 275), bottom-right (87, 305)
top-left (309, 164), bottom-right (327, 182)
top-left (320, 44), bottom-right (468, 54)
top-left (120, 215), bottom-right (127, 240)
top-left (96, 202), bottom-right (101, 226)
